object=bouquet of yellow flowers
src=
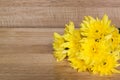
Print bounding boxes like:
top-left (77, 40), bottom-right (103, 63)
top-left (53, 14), bottom-right (120, 76)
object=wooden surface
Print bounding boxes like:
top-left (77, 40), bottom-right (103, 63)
top-left (0, 0), bottom-right (120, 28)
top-left (0, 28), bottom-right (119, 80)
top-left (1, 0), bottom-right (120, 80)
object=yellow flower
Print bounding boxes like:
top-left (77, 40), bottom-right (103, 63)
top-left (107, 28), bottom-right (120, 61)
top-left (53, 32), bottom-right (64, 50)
top-left (80, 38), bottom-right (110, 65)
top-left (53, 32), bottom-right (67, 61)
top-left (109, 28), bottom-right (120, 51)
top-left (80, 14), bottom-right (115, 41)
top-left (53, 14), bottom-right (120, 76)
top-left (64, 21), bottom-right (75, 34)
top-left (62, 22), bottom-right (86, 72)
top-left (63, 22), bottom-right (81, 57)
top-left (53, 22), bottom-right (81, 61)
top-left (91, 54), bottom-right (120, 75)
top-left (68, 57), bottom-right (87, 72)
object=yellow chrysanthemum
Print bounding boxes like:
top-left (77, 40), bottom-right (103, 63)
top-left (91, 54), bottom-right (120, 75)
top-left (53, 22), bottom-right (81, 61)
top-left (106, 28), bottom-right (120, 60)
top-left (80, 14), bottom-right (115, 41)
top-left (63, 22), bottom-right (81, 57)
top-left (68, 57), bottom-right (87, 72)
top-left (53, 32), bottom-right (67, 61)
top-left (79, 38), bottom-right (110, 65)
top-left (53, 14), bottom-right (120, 76)
top-left (109, 28), bottom-right (120, 51)
top-left (61, 22), bottom-right (86, 71)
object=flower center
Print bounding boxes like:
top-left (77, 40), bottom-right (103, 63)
top-left (96, 30), bottom-right (99, 33)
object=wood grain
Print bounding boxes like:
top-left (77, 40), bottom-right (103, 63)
top-left (0, 0), bottom-right (120, 7)
top-left (1, 7), bottom-right (120, 28)
top-left (0, 28), bottom-right (120, 80)
top-left (1, 0), bottom-right (120, 80)
top-left (0, 0), bottom-right (120, 28)
top-left (0, 28), bottom-right (63, 54)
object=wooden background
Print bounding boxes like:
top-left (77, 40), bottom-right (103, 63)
top-left (1, 0), bottom-right (120, 28)
top-left (0, 0), bottom-right (120, 80)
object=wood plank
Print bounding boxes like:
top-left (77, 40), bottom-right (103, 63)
top-left (0, 7), bottom-right (120, 28)
top-left (0, 54), bottom-right (119, 80)
top-left (0, 0), bottom-right (120, 7)
top-left (0, 28), bottom-right (63, 54)
top-left (0, 28), bottom-right (120, 80)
